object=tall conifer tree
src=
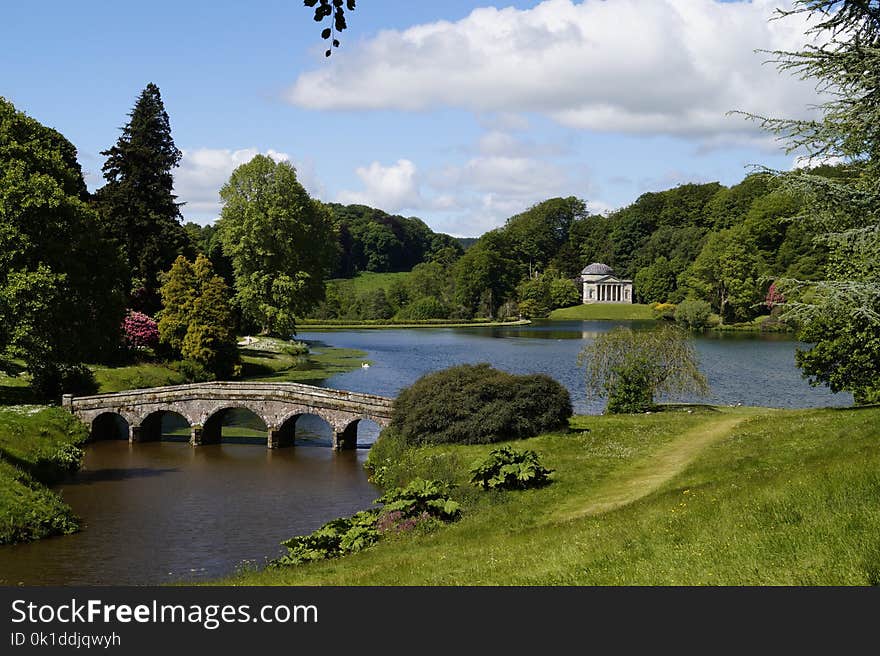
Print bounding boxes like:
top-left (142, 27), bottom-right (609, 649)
top-left (96, 83), bottom-right (189, 312)
top-left (756, 1), bottom-right (880, 403)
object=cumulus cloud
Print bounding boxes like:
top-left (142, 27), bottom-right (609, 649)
top-left (286, 0), bottom-right (822, 141)
top-left (337, 159), bottom-right (423, 212)
top-left (174, 148), bottom-right (322, 223)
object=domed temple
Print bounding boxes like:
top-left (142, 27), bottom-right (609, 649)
top-left (580, 263), bottom-right (633, 304)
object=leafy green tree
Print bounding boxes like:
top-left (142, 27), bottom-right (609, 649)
top-left (94, 83), bottom-right (190, 312)
top-left (217, 155), bottom-right (337, 335)
top-left (395, 296), bottom-right (449, 321)
top-left (516, 276), bottom-right (551, 318)
top-left (0, 97), bottom-right (127, 397)
top-left (156, 256), bottom-right (196, 355)
top-left (158, 255), bottom-right (238, 379)
top-left (683, 227), bottom-right (764, 323)
top-left (181, 255), bottom-right (239, 379)
top-left (634, 256), bottom-right (677, 304)
top-left (504, 197), bottom-right (588, 276)
top-left (578, 326), bottom-right (709, 414)
top-left (549, 277), bottom-right (581, 308)
top-left (749, 0), bottom-right (880, 403)
top-left (452, 240), bottom-right (518, 317)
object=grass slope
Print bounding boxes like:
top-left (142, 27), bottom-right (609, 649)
top-left (221, 405), bottom-right (880, 585)
top-left (328, 271), bottom-right (412, 295)
top-left (0, 406), bottom-right (88, 543)
top-left (548, 303), bottom-right (655, 321)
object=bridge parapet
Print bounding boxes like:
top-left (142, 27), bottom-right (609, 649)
top-left (66, 381), bottom-right (394, 450)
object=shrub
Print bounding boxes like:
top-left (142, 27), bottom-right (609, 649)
top-left (675, 299), bottom-right (713, 330)
top-left (30, 362), bottom-right (97, 400)
top-left (271, 478), bottom-right (459, 568)
top-left (651, 303), bottom-right (677, 321)
top-left (394, 296), bottom-right (449, 321)
top-left (390, 363), bottom-right (572, 445)
top-left (121, 310), bottom-right (159, 350)
top-left (469, 446), bottom-right (554, 490)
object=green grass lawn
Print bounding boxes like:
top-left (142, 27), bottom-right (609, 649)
top-left (548, 303), bottom-right (656, 321)
top-left (0, 406), bottom-right (89, 544)
top-left (219, 404), bottom-right (880, 585)
top-left (328, 271), bottom-right (412, 295)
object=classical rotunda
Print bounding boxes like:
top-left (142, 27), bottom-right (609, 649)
top-left (580, 263), bottom-right (633, 304)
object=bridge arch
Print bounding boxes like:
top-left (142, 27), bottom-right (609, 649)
top-left (90, 412), bottom-right (130, 441)
top-left (338, 417), bottom-right (384, 449)
top-left (137, 409), bottom-right (192, 443)
top-left (271, 411), bottom-right (337, 448)
top-left (201, 406), bottom-right (269, 445)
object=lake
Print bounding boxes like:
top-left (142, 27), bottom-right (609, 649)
top-left (0, 320), bottom-right (851, 585)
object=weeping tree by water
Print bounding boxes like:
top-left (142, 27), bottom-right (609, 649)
top-left (578, 326), bottom-right (709, 414)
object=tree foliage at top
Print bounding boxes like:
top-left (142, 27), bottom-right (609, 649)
top-left (94, 83), bottom-right (190, 311)
top-left (217, 155), bottom-right (337, 336)
top-left (328, 203), bottom-right (462, 277)
top-left (304, 0), bottom-right (356, 57)
top-left (0, 97), bottom-right (127, 397)
top-left (753, 0), bottom-right (880, 403)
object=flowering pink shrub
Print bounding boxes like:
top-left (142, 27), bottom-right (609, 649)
top-left (122, 310), bottom-right (159, 349)
top-left (765, 283), bottom-right (785, 309)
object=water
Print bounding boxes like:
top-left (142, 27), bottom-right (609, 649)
top-left (0, 320), bottom-right (851, 585)
top-left (303, 320), bottom-right (852, 414)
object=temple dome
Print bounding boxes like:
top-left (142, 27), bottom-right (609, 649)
top-left (581, 263), bottom-right (614, 276)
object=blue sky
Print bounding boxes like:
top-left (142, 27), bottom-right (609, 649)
top-left (2, 0), bottom-right (821, 236)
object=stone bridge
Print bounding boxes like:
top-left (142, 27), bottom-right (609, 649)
top-left (63, 381), bottom-right (394, 450)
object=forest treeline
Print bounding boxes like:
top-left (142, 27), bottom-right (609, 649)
top-left (308, 168), bottom-right (846, 324)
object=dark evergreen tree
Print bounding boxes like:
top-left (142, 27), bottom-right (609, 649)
top-left (95, 83), bottom-right (189, 313)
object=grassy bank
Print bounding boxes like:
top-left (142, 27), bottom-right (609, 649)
top-left (220, 404), bottom-right (880, 585)
top-left (85, 337), bottom-right (368, 394)
top-left (0, 406), bottom-right (89, 544)
top-left (237, 336), bottom-right (367, 385)
top-left (548, 304), bottom-right (655, 321)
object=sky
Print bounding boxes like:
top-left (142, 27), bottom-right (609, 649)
top-left (2, 0), bottom-right (825, 237)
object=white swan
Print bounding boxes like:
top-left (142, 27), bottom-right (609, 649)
top-left (361, 362), bottom-right (370, 368)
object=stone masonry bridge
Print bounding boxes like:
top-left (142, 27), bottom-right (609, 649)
top-left (63, 381), bottom-right (394, 450)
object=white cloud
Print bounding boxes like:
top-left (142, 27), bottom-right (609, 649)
top-left (174, 148), bottom-right (323, 223)
top-left (337, 159), bottom-right (423, 212)
top-left (286, 0), bottom-right (823, 141)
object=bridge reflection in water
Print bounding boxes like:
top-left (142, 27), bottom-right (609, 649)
top-left (64, 381), bottom-right (394, 451)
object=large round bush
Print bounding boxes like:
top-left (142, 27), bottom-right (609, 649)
top-left (389, 364), bottom-right (572, 445)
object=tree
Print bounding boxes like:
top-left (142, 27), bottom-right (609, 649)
top-left (634, 256), bottom-right (677, 304)
top-left (157, 256), bottom-right (196, 355)
top-left (95, 83), bottom-right (190, 312)
top-left (503, 197), bottom-right (588, 276)
top-left (752, 1), bottom-right (880, 403)
top-left (0, 97), bottom-right (127, 397)
top-left (217, 155), bottom-right (337, 336)
top-left (682, 227), bottom-right (764, 323)
top-left (158, 255), bottom-right (239, 379)
top-left (578, 326), bottom-right (709, 414)
top-left (452, 241), bottom-right (518, 318)
top-left (182, 256), bottom-right (239, 379)
top-left (549, 277), bottom-right (581, 309)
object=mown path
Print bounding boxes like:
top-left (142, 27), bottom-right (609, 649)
top-left (555, 409), bottom-right (763, 522)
